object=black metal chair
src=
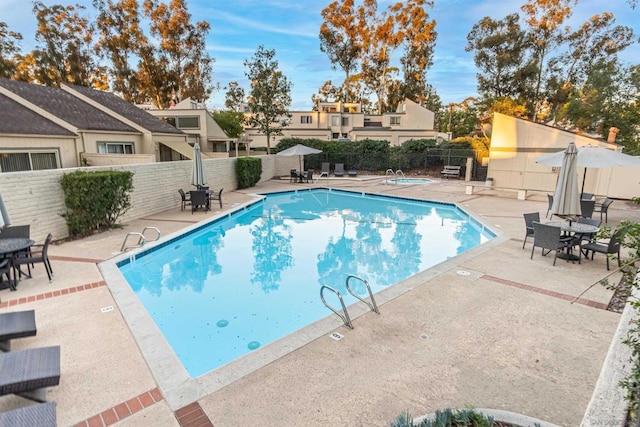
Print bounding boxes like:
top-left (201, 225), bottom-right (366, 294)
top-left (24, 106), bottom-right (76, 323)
top-left (522, 212), bottom-right (540, 249)
top-left (593, 198), bottom-right (613, 223)
top-left (189, 190), bottom-right (209, 213)
top-left (530, 222), bottom-right (572, 266)
top-left (546, 194), bottom-right (554, 218)
top-left (580, 199), bottom-right (595, 219)
top-left (14, 233), bottom-right (53, 282)
top-left (290, 169), bottom-right (299, 183)
top-left (208, 188), bottom-right (223, 209)
top-left (570, 217), bottom-right (601, 257)
top-left (178, 189), bottom-right (191, 211)
top-left (582, 228), bottom-right (623, 270)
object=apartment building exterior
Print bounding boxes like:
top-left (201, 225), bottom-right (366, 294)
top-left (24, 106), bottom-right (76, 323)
top-left (242, 98), bottom-right (437, 148)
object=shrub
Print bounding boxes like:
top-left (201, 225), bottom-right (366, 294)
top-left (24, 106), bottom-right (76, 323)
top-left (60, 170), bottom-right (134, 237)
top-left (391, 408), bottom-right (496, 427)
top-left (236, 157), bottom-right (262, 189)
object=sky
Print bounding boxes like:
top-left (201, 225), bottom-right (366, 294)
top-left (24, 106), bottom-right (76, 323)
top-left (0, 0), bottom-right (639, 111)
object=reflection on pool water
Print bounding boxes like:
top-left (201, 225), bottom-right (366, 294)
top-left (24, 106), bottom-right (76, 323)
top-left (387, 177), bottom-right (434, 184)
top-left (117, 189), bottom-right (495, 377)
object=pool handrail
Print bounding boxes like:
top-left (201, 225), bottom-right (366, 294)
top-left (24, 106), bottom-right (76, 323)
top-left (320, 285), bottom-right (353, 329)
top-left (346, 275), bottom-right (380, 314)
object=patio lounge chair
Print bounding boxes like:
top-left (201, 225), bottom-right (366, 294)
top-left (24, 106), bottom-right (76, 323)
top-left (334, 163), bottom-right (344, 177)
top-left (582, 228), bottom-right (623, 270)
top-left (14, 234), bottom-right (53, 282)
top-left (530, 222), bottom-right (572, 266)
top-left (320, 162), bottom-right (330, 178)
top-left (0, 310), bottom-right (37, 352)
top-left (178, 189), bottom-right (191, 211)
top-left (0, 346), bottom-right (60, 402)
top-left (522, 212), bottom-right (540, 249)
top-left (0, 401), bottom-right (56, 427)
top-left (348, 167), bottom-right (357, 177)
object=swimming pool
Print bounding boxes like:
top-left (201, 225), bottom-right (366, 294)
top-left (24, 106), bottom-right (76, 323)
top-left (101, 188), bottom-right (498, 407)
top-left (387, 177), bottom-right (434, 184)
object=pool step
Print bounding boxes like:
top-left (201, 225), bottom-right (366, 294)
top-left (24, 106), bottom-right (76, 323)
top-left (320, 275), bottom-right (379, 329)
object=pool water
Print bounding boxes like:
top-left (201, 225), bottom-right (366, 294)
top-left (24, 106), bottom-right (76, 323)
top-left (388, 177), bottom-right (434, 184)
top-left (118, 189), bottom-right (494, 377)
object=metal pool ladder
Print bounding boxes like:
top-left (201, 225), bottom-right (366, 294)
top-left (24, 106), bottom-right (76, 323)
top-left (320, 275), bottom-right (380, 329)
top-left (120, 226), bottom-right (161, 252)
top-left (385, 169), bottom-right (405, 184)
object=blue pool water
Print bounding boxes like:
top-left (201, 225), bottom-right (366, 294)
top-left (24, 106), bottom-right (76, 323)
top-left (388, 177), bottom-right (434, 184)
top-left (118, 189), bottom-right (494, 377)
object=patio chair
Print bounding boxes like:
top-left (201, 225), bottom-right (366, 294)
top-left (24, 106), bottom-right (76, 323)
top-left (0, 310), bottom-right (37, 352)
top-left (334, 163), bottom-right (344, 177)
top-left (522, 212), bottom-right (540, 249)
top-left (530, 222), bottom-right (572, 266)
top-left (301, 170), bottom-right (313, 183)
top-left (582, 228), bottom-right (623, 270)
top-left (581, 192), bottom-right (594, 201)
top-left (178, 189), bottom-right (191, 211)
top-left (348, 167), bottom-right (358, 177)
top-left (0, 401), bottom-right (56, 427)
top-left (0, 225), bottom-right (32, 274)
top-left (189, 190), bottom-right (209, 214)
top-left (13, 234), bottom-right (53, 282)
top-left (580, 199), bottom-right (595, 219)
top-left (593, 198), bottom-right (613, 223)
top-left (0, 259), bottom-right (12, 291)
top-left (208, 188), bottom-right (223, 209)
top-left (0, 345), bottom-right (60, 402)
top-left (546, 194), bottom-right (554, 218)
top-left (320, 162), bottom-right (330, 178)
top-left (290, 169), bottom-right (299, 183)
top-left (570, 217), bottom-right (602, 257)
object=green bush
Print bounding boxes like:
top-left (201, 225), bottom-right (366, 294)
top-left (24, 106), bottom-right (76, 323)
top-left (236, 157), bottom-right (262, 189)
top-left (60, 170), bottom-right (134, 237)
top-left (391, 408), bottom-right (496, 427)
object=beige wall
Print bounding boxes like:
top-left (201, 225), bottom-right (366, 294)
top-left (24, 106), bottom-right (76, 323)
top-left (80, 131), bottom-right (143, 154)
top-left (487, 113), bottom-right (639, 199)
top-left (0, 154), bottom-right (298, 242)
top-left (81, 153), bottom-right (155, 166)
top-left (0, 134), bottom-right (80, 169)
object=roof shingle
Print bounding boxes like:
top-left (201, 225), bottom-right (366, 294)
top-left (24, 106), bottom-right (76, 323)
top-left (0, 94), bottom-right (76, 136)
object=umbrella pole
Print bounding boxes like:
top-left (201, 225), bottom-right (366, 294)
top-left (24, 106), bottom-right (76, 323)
top-left (299, 155), bottom-right (302, 172)
top-left (581, 168), bottom-right (587, 195)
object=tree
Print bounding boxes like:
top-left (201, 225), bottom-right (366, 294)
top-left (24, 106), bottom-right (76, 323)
top-left (143, 0), bottom-right (214, 105)
top-left (212, 110), bottom-right (244, 139)
top-left (93, 0), bottom-right (150, 102)
top-left (0, 22), bottom-right (22, 78)
top-left (244, 46), bottom-right (292, 155)
top-left (29, 2), bottom-right (104, 87)
top-left (224, 81), bottom-right (245, 112)
top-left (319, 0), bottom-right (362, 102)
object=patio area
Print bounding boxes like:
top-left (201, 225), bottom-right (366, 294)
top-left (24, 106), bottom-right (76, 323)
top-left (1, 176), bottom-right (637, 426)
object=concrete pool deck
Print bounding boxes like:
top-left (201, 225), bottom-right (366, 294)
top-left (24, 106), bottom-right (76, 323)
top-left (0, 177), bottom-right (637, 426)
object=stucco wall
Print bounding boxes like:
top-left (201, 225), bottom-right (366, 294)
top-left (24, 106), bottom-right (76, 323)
top-left (0, 155), bottom-right (297, 242)
top-left (0, 135), bottom-right (80, 169)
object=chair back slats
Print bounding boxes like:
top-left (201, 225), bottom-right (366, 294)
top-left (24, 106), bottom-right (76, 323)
top-left (580, 200), bottom-right (595, 218)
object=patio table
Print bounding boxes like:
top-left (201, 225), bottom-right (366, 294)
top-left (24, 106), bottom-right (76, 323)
top-left (546, 220), bottom-right (598, 262)
top-left (0, 238), bottom-right (35, 291)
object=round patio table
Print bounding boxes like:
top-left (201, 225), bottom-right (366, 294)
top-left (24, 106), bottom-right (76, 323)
top-left (0, 238), bottom-right (35, 291)
top-left (545, 221), bottom-right (598, 262)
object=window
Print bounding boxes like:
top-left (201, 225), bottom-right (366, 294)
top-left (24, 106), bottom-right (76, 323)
top-left (331, 116), bottom-right (340, 126)
top-left (300, 115), bottom-right (312, 124)
top-left (97, 142), bottom-right (135, 154)
top-left (322, 106), bottom-right (337, 112)
top-left (390, 116), bottom-right (401, 125)
top-left (0, 151), bottom-right (59, 172)
top-left (332, 133), bottom-right (340, 139)
top-left (176, 116), bottom-right (199, 129)
top-left (161, 117), bottom-right (176, 127)
top-left (341, 117), bottom-right (349, 126)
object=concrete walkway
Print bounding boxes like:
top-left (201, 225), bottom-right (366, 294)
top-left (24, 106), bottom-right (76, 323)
top-left (0, 177), bottom-right (637, 426)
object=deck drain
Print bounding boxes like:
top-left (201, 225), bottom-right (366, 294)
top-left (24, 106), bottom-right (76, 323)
top-left (329, 332), bottom-right (344, 341)
top-left (456, 270), bottom-right (471, 276)
top-left (420, 334), bottom-right (429, 340)
top-left (101, 306), bottom-right (114, 313)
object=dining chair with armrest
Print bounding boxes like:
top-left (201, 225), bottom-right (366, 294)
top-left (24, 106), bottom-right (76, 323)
top-left (530, 222), bottom-right (573, 266)
top-left (14, 233), bottom-right (53, 282)
top-left (522, 212), bottom-right (540, 249)
top-left (178, 189), bottom-right (191, 211)
top-left (582, 228), bottom-right (623, 270)
top-left (580, 199), bottom-right (595, 219)
top-left (593, 198), bottom-right (613, 223)
top-left (189, 190), bottom-right (209, 214)
top-left (208, 188), bottom-right (223, 209)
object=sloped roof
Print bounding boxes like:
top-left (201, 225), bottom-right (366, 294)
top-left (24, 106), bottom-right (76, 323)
top-left (0, 94), bottom-right (76, 136)
top-left (0, 78), bottom-right (137, 133)
top-left (66, 84), bottom-right (184, 135)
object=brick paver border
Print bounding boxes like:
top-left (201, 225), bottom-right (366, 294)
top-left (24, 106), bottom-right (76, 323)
top-left (175, 402), bottom-right (215, 427)
top-left (0, 281), bottom-right (106, 308)
top-left (73, 388), bottom-right (163, 427)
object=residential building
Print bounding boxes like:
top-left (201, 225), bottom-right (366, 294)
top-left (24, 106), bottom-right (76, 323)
top-left (0, 78), bottom-right (190, 171)
top-left (140, 98), bottom-right (232, 158)
top-left (242, 98), bottom-right (437, 148)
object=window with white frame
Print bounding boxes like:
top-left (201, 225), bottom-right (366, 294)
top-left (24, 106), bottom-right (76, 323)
top-left (97, 141), bottom-right (135, 154)
top-left (331, 116), bottom-right (340, 126)
top-left (390, 116), bottom-right (401, 125)
top-left (0, 151), bottom-right (59, 172)
top-left (300, 115), bottom-right (312, 124)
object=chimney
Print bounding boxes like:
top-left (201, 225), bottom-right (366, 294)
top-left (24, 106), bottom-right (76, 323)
top-left (607, 127), bottom-right (620, 143)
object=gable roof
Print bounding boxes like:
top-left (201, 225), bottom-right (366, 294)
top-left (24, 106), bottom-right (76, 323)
top-left (0, 94), bottom-right (76, 136)
top-left (0, 78), bottom-right (138, 133)
top-left (65, 84), bottom-right (183, 135)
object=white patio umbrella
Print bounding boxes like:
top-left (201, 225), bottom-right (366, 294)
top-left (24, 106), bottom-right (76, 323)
top-left (549, 142), bottom-right (581, 217)
top-left (276, 144), bottom-right (322, 172)
top-left (190, 143), bottom-right (207, 188)
top-left (0, 193), bottom-right (10, 228)
top-left (536, 144), bottom-right (640, 193)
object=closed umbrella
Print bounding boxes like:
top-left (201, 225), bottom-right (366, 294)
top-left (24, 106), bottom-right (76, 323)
top-left (550, 142), bottom-right (581, 217)
top-left (0, 193), bottom-right (10, 228)
top-left (536, 144), bottom-right (640, 193)
top-left (190, 143), bottom-right (207, 189)
top-left (276, 144), bottom-right (323, 172)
